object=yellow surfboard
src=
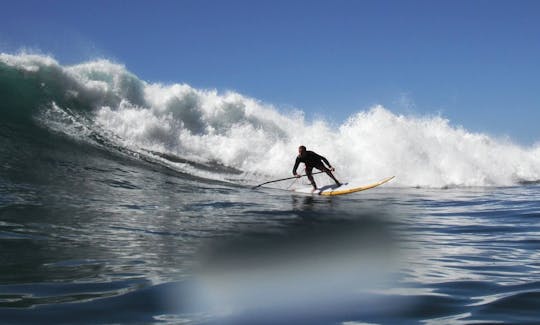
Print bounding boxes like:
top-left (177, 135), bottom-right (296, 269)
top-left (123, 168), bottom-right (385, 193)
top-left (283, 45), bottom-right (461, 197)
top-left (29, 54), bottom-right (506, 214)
top-left (294, 176), bottom-right (395, 196)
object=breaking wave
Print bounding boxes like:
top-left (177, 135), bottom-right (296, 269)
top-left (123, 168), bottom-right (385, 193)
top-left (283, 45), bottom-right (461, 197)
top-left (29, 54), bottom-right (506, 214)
top-left (2, 52), bottom-right (539, 187)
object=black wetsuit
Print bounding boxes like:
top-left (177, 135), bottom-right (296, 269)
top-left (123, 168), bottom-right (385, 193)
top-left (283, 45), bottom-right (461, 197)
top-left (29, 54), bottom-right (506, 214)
top-left (292, 150), bottom-right (332, 174)
top-left (292, 150), bottom-right (340, 189)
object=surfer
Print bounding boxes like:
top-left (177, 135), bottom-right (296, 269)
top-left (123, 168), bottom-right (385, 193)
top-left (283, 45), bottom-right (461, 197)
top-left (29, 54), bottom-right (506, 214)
top-left (293, 145), bottom-right (341, 191)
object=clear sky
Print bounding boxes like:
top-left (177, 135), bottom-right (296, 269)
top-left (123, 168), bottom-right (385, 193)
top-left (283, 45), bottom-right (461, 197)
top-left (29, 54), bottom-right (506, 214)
top-left (1, 0), bottom-right (539, 145)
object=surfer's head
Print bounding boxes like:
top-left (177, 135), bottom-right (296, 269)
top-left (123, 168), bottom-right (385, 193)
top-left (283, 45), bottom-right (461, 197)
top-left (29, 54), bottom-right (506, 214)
top-left (298, 145), bottom-right (306, 155)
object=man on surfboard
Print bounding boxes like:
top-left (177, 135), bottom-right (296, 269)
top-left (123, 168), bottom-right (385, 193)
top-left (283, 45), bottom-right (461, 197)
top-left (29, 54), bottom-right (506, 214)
top-left (293, 145), bottom-right (341, 191)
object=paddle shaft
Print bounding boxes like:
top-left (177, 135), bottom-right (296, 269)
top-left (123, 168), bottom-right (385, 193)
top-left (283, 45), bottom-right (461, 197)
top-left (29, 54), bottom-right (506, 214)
top-left (252, 171), bottom-right (325, 189)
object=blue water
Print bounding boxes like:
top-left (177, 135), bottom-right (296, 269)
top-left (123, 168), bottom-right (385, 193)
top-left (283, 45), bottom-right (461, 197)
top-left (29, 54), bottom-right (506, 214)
top-left (1, 53), bottom-right (540, 324)
top-left (1, 148), bottom-right (539, 324)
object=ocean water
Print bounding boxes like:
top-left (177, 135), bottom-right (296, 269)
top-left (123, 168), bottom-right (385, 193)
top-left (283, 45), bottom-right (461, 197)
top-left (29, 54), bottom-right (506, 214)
top-left (1, 53), bottom-right (540, 324)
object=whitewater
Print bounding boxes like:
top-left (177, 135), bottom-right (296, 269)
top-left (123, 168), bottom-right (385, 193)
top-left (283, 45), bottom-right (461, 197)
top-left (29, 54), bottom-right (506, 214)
top-left (2, 52), bottom-right (539, 188)
top-left (2, 52), bottom-right (540, 324)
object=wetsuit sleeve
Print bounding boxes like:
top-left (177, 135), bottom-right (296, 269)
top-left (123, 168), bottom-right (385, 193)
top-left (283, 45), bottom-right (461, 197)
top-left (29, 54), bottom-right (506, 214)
top-left (293, 157), bottom-right (300, 175)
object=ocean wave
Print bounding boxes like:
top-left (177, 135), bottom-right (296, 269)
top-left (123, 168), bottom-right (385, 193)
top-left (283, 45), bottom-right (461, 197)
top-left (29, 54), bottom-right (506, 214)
top-left (2, 52), bottom-right (540, 187)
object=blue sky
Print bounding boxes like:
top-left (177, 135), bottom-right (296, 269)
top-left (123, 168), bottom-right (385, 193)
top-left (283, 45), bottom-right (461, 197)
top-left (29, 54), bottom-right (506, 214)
top-left (1, 0), bottom-right (539, 144)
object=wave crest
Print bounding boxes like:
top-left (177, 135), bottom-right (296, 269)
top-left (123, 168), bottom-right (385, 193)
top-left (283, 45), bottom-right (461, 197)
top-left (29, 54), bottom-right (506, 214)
top-left (2, 52), bottom-right (539, 187)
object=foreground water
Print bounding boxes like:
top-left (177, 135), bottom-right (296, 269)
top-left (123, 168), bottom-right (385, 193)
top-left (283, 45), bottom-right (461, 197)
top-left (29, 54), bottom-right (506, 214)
top-left (1, 138), bottom-right (539, 324)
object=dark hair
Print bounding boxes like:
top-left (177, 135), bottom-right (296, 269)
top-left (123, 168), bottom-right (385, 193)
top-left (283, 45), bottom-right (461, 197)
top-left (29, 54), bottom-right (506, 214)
top-left (299, 145), bottom-right (306, 151)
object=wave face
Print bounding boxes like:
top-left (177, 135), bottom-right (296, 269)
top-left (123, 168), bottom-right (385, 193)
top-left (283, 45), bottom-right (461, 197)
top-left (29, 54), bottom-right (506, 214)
top-left (2, 52), bottom-right (540, 187)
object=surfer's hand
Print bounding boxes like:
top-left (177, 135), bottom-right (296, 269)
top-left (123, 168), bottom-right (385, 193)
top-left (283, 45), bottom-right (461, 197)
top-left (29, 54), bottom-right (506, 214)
top-left (329, 167), bottom-right (335, 172)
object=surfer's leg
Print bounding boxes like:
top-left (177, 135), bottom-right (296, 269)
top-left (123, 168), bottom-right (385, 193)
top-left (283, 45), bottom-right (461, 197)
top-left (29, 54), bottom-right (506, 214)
top-left (306, 166), bottom-right (317, 189)
top-left (328, 172), bottom-right (341, 186)
top-left (318, 165), bottom-right (341, 186)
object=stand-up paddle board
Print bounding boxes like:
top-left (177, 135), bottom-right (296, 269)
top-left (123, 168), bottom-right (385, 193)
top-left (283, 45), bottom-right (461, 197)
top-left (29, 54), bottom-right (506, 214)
top-left (293, 176), bottom-right (395, 196)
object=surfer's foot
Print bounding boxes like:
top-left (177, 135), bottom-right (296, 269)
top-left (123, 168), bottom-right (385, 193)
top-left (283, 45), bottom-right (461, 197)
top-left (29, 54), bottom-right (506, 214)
top-left (335, 181), bottom-right (342, 186)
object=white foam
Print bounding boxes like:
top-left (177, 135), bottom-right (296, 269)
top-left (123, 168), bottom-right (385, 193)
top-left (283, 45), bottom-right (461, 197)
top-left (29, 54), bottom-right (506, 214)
top-left (97, 78), bottom-right (540, 187)
top-left (3, 52), bottom-right (540, 187)
top-left (0, 52), bottom-right (57, 71)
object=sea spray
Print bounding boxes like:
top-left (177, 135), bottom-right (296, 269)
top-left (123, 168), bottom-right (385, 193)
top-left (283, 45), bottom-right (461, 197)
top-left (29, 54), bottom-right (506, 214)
top-left (2, 52), bottom-right (540, 187)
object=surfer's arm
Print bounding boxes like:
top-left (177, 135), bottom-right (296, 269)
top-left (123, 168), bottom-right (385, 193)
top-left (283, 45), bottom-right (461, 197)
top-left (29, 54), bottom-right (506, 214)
top-left (292, 157), bottom-right (301, 175)
top-left (320, 156), bottom-right (332, 168)
top-left (320, 156), bottom-right (336, 171)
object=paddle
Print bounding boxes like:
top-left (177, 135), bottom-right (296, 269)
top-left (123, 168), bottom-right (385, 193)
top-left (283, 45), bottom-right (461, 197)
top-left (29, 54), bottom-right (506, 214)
top-left (251, 171), bottom-right (325, 189)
